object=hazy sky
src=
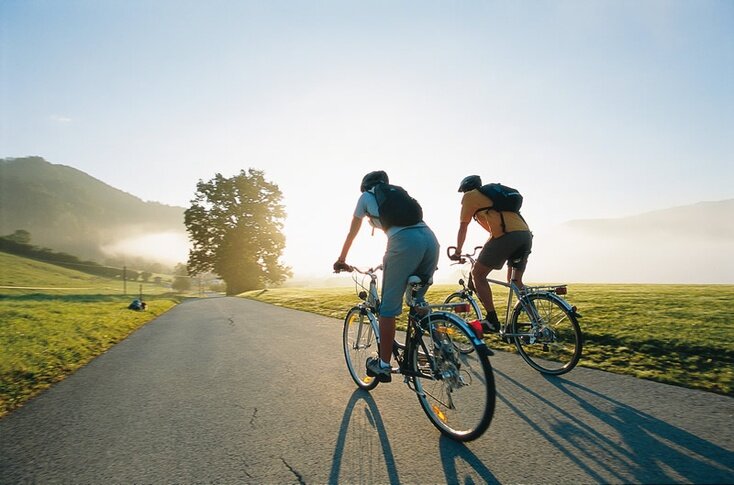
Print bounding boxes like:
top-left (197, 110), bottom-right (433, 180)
top-left (2, 1), bottom-right (733, 282)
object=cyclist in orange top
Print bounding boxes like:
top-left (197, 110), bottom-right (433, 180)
top-left (448, 175), bottom-right (533, 333)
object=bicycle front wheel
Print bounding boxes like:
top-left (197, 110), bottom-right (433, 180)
top-left (511, 293), bottom-right (582, 375)
top-left (343, 306), bottom-right (380, 390)
top-left (443, 292), bottom-right (482, 354)
top-left (411, 314), bottom-right (495, 442)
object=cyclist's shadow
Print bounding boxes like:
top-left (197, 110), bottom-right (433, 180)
top-left (545, 376), bottom-right (734, 484)
top-left (492, 368), bottom-right (733, 484)
top-left (439, 435), bottom-right (499, 484)
top-left (328, 389), bottom-right (400, 485)
top-left (329, 389), bottom-right (499, 484)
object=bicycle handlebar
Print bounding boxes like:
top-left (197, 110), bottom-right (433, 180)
top-left (446, 246), bottom-right (483, 264)
top-left (334, 263), bottom-right (383, 275)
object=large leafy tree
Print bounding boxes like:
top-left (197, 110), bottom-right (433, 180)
top-left (184, 169), bottom-right (291, 295)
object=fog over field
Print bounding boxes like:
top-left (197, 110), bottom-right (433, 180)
top-left (530, 199), bottom-right (733, 284)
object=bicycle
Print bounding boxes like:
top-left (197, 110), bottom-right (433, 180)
top-left (337, 264), bottom-right (496, 442)
top-left (444, 247), bottom-right (583, 375)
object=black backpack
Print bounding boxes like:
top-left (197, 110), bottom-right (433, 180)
top-left (477, 183), bottom-right (523, 211)
top-left (373, 183), bottom-right (423, 229)
top-left (475, 183), bottom-right (524, 231)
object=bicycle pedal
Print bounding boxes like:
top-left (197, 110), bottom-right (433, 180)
top-left (366, 368), bottom-right (392, 383)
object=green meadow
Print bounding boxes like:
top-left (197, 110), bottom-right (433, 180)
top-left (0, 252), bottom-right (181, 417)
top-left (241, 282), bottom-right (733, 397)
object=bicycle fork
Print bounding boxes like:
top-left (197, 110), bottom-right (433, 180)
top-left (353, 307), bottom-right (376, 351)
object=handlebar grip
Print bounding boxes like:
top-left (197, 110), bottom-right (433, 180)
top-left (333, 262), bottom-right (354, 273)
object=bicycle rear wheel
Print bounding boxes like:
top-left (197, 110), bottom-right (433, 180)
top-left (510, 293), bottom-right (582, 375)
top-left (343, 306), bottom-right (380, 390)
top-left (411, 314), bottom-right (495, 442)
top-left (443, 292), bottom-right (482, 354)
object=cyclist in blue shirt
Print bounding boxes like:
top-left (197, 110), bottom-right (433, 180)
top-left (334, 170), bottom-right (440, 382)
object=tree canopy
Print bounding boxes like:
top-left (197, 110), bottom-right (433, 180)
top-left (184, 169), bottom-right (291, 294)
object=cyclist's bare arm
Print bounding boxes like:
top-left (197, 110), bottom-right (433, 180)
top-left (452, 221), bottom-right (471, 259)
top-left (336, 216), bottom-right (363, 267)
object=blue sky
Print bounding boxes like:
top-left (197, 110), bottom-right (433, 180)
top-left (2, 1), bottom-right (733, 282)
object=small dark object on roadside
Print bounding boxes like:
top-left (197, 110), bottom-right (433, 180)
top-left (128, 299), bottom-right (147, 311)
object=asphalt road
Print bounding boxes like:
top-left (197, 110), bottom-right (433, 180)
top-left (1, 297), bottom-right (732, 484)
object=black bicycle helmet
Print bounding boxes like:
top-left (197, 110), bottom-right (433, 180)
top-left (458, 175), bottom-right (482, 192)
top-left (360, 170), bottom-right (389, 192)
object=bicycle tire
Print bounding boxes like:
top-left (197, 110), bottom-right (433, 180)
top-left (411, 313), bottom-right (495, 441)
top-left (443, 292), bottom-right (482, 354)
top-left (343, 306), bottom-right (380, 390)
top-left (510, 293), bottom-right (582, 375)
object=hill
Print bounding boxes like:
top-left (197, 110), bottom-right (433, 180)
top-left (530, 199), bottom-right (734, 284)
top-left (0, 157), bottom-right (187, 265)
top-left (564, 199), bottom-right (734, 241)
top-left (0, 251), bottom-right (120, 294)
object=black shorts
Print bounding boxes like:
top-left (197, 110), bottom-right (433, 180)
top-left (478, 231), bottom-right (533, 271)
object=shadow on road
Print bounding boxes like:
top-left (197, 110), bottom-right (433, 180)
top-left (547, 376), bottom-right (734, 484)
top-left (494, 368), bottom-right (734, 484)
top-left (329, 389), bottom-right (499, 484)
top-left (438, 435), bottom-right (500, 484)
top-left (328, 389), bottom-right (400, 484)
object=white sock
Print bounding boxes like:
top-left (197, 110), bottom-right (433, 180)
top-left (380, 359), bottom-right (391, 368)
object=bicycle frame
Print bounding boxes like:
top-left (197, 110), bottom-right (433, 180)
top-left (349, 267), bottom-right (490, 376)
top-left (448, 246), bottom-right (578, 340)
top-left (486, 276), bottom-right (542, 340)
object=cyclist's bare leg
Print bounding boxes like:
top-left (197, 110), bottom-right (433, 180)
top-left (472, 260), bottom-right (496, 315)
top-left (379, 316), bottom-right (396, 364)
top-left (508, 266), bottom-right (525, 290)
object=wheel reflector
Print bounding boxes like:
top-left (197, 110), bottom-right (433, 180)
top-left (433, 405), bottom-right (447, 423)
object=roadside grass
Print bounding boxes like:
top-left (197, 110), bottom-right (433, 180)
top-left (0, 251), bottom-right (186, 418)
top-left (0, 295), bottom-right (181, 418)
top-left (241, 283), bottom-right (733, 396)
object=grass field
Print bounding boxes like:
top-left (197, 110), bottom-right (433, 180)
top-left (0, 252), bottom-right (183, 417)
top-left (241, 281), bottom-right (734, 396)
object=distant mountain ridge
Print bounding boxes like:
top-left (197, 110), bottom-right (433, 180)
top-left (563, 199), bottom-right (734, 240)
top-left (532, 199), bottom-right (733, 284)
top-left (0, 156), bottom-right (186, 262)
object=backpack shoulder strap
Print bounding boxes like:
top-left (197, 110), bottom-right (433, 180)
top-left (472, 206), bottom-right (491, 220)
